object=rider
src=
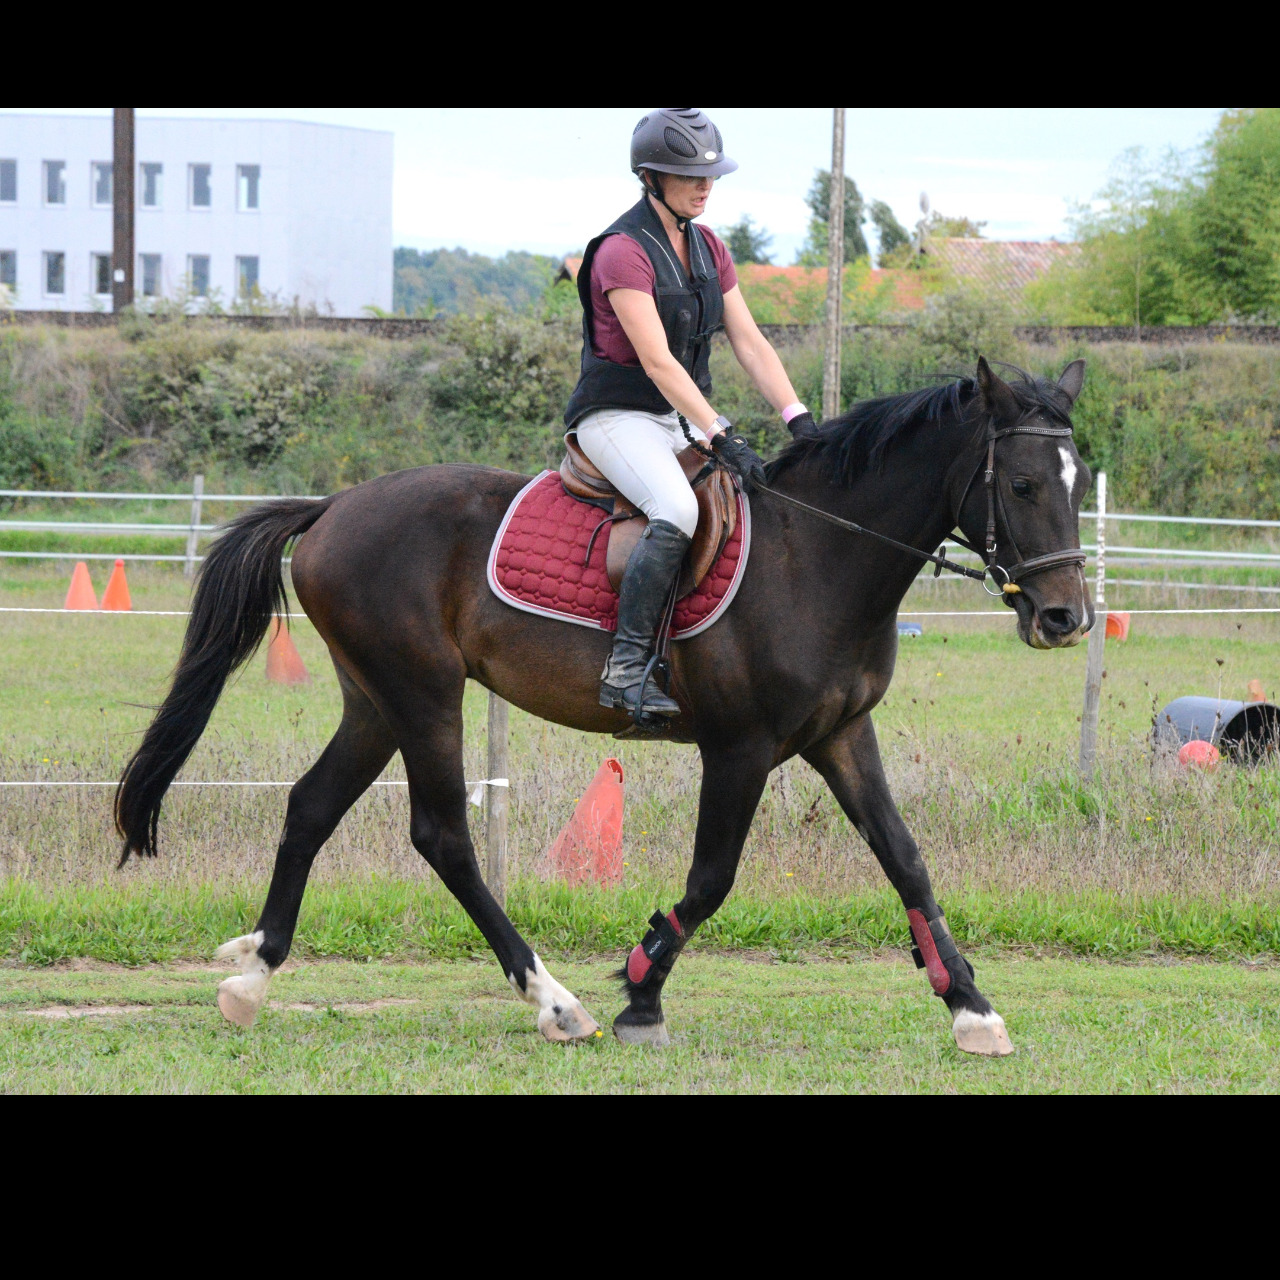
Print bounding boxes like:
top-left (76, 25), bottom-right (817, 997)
top-left (566, 107), bottom-right (819, 721)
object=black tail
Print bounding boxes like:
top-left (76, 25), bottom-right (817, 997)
top-left (115, 497), bottom-right (332, 863)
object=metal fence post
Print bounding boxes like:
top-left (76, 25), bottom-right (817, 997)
top-left (485, 691), bottom-right (510, 908)
top-left (1080, 472), bottom-right (1108, 777)
top-left (184, 474), bottom-right (204, 579)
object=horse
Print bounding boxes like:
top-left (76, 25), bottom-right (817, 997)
top-left (116, 357), bottom-right (1093, 1058)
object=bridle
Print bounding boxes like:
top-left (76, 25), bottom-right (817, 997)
top-left (695, 410), bottom-right (1088, 601)
top-left (944, 414), bottom-right (1088, 602)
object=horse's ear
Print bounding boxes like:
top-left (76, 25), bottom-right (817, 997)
top-left (976, 356), bottom-right (1019, 422)
top-left (1058, 359), bottom-right (1087, 405)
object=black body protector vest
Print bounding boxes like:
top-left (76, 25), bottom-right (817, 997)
top-left (564, 197), bottom-right (725, 428)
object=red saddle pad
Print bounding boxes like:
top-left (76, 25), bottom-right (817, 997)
top-left (487, 471), bottom-right (751, 638)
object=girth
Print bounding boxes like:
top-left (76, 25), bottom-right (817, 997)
top-left (559, 433), bottom-right (738, 597)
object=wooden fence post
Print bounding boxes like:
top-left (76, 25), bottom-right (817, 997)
top-left (822, 107), bottom-right (846, 423)
top-left (184, 474), bottom-right (204, 580)
top-left (485, 691), bottom-right (510, 908)
top-left (1079, 472), bottom-right (1108, 777)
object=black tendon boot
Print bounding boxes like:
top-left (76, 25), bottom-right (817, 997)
top-left (600, 520), bottom-right (691, 720)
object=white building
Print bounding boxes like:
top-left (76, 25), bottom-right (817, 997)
top-left (0, 114), bottom-right (393, 317)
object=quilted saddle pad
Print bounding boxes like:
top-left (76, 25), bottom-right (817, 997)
top-left (488, 471), bottom-right (751, 639)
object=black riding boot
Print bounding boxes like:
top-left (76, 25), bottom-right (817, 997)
top-left (600, 520), bottom-right (691, 719)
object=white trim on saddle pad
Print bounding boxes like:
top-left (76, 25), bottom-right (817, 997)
top-left (487, 471), bottom-right (752, 640)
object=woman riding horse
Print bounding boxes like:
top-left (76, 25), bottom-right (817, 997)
top-left (569, 108), bottom-right (817, 721)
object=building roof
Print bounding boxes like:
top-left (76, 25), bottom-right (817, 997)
top-left (923, 238), bottom-right (1080, 294)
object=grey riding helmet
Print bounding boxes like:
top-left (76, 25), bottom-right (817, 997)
top-left (631, 108), bottom-right (739, 178)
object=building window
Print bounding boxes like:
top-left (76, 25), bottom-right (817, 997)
top-left (189, 164), bottom-right (212, 209)
top-left (188, 255), bottom-right (210, 298)
top-left (141, 163), bottom-right (163, 208)
top-left (237, 256), bottom-right (260, 298)
top-left (237, 165), bottom-right (261, 212)
top-left (1, 251), bottom-right (16, 289)
top-left (92, 162), bottom-right (113, 207)
top-left (0, 161), bottom-right (15, 204)
top-left (93, 254), bottom-right (113, 296)
top-left (140, 254), bottom-right (162, 298)
top-left (44, 252), bottom-right (66, 296)
top-left (44, 161), bottom-right (66, 206)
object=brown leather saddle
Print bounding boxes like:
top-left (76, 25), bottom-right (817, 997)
top-left (559, 433), bottom-right (738, 598)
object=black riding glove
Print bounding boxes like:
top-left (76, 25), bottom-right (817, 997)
top-left (711, 430), bottom-right (768, 491)
top-left (787, 411), bottom-right (820, 442)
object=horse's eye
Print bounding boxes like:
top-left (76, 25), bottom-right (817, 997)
top-left (1011, 479), bottom-right (1034, 499)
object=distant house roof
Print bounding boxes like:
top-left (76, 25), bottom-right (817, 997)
top-left (923, 238), bottom-right (1080, 294)
top-left (737, 264), bottom-right (926, 318)
top-left (558, 257), bottom-right (584, 284)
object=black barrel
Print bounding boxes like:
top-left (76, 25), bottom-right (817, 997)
top-left (1153, 697), bottom-right (1280, 763)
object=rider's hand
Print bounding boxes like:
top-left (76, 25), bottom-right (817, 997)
top-left (711, 429), bottom-right (768, 491)
top-left (787, 411), bottom-right (820, 442)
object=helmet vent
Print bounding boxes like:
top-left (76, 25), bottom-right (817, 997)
top-left (713, 126), bottom-right (723, 152)
top-left (633, 116), bottom-right (649, 136)
top-left (664, 128), bottom-right (698, 159)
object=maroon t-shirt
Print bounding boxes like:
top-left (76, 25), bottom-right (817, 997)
top-left (589, 225), bottom-right (738, 367)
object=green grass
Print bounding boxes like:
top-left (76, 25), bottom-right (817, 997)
top-left (3, 955), bottom-right (1278, 1094)
top-left (2, 881), bottom-right (1277, 967)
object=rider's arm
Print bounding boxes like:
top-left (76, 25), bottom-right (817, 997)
top-left (609, 288), bottom-right (724, 438)
top-left (721, 285), bottom-right (803, 414)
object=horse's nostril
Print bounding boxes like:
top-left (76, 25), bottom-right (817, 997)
top-left (1040, 607), bottom-right (1079, 635)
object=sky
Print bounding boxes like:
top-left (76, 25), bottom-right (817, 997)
top-left (7, 108), bottom-right (1225, 263)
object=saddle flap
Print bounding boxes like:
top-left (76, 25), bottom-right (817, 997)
top-left (604, 468), bottom-right (738, 598)
top-left (561, 433), bottom-right (738, 599)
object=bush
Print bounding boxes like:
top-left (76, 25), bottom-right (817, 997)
top-left (3, 319), bottom-right (1280, 520)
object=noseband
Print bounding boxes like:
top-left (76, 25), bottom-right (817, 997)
top-left (947, 416), bottom-right (1087, 601)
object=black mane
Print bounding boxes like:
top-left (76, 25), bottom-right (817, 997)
top-left (767, 368), bottom-right (1075, 486)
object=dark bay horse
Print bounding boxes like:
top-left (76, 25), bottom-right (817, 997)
top-left (116, 358), bottom-right (1093, 1057)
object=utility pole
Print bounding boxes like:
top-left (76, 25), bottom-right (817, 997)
top-left (112, 108), bottom-right (135, 314)
top-left (822, 107), bottom-right (846, 422)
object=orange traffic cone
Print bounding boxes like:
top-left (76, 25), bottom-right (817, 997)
top-left (64, 562), bottom-right (99, 611)
top-left (265, 617), bottom-right (311, 686)
top-left (100, 559), bottom-right (132, 612)
top-left (546, 759), bottom-right (625, 886)
top-left (1249, 680), bottom-right (1267, 704)
top-left (1105, 611), bottom-right (1131, 642)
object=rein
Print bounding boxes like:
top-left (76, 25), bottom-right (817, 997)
top-left (681, 412), bottom-right (1086, 598)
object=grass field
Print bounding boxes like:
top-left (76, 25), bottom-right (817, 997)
top-left (2, 558), bottom-right (1278, 1093)
top-left (3, 955), bottom-right (1278, 1094)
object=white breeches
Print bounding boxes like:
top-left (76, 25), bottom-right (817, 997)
top-left (574, 408), bottom-right (708, 539)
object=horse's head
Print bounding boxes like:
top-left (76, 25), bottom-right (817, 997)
top-left (958, 358), bottom-right (1094, 651)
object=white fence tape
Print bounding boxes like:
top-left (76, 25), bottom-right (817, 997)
top-left (0, 780), bottom-right (510, 799)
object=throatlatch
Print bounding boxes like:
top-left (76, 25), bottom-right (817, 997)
top-left (627, 910), bottom-right (685, 986)
top-left (907, 910), bottom-right (966, 997)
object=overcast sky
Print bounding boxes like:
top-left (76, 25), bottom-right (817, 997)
top-left (7, 107), bottom-right (1225, 263)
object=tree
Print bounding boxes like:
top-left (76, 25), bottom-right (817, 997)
top-left (869, 200), bottom-right (911, 265)
top-left (797, 170), bottom-right (868, 265)
top-left (922, 211), bottom-right (987, 239)
top-left (1186, 109), bottom-right (1280, 320)
top-left (720, 215), bottom-right (775, 265)
top-left (1024, 148), bottom-right (1204, 328)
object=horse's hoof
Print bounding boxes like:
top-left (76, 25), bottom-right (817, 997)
top-left (953, 1010), bottom-right (1015, 1058)
top-left (538, 1003), bottom-right (600, 1044)
top-left (614, 1018), bottom-right (671, 1048)
top-left (217, 974), bottom-right (267, 1029)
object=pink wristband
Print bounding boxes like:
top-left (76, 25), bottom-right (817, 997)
top-left (782, 403), bottom-right (809, 425)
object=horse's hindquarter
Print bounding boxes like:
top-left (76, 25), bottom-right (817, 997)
top-left (291, 465), bottom-right (619, 729)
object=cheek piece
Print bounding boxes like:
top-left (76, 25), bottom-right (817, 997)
top-left (627, 910), bottom-right (685, 986)
top-left (907, 910), bottom-right (963, 997)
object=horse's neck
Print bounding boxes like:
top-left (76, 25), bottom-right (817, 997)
top-left (776, 425), bottom-right (966, 620)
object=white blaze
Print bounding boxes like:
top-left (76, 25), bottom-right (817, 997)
top-left (1059, 446), bottom-right (1079, 501)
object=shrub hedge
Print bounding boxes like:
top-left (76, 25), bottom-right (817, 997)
top-left (2, 314), bottom-right (1279, 518)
